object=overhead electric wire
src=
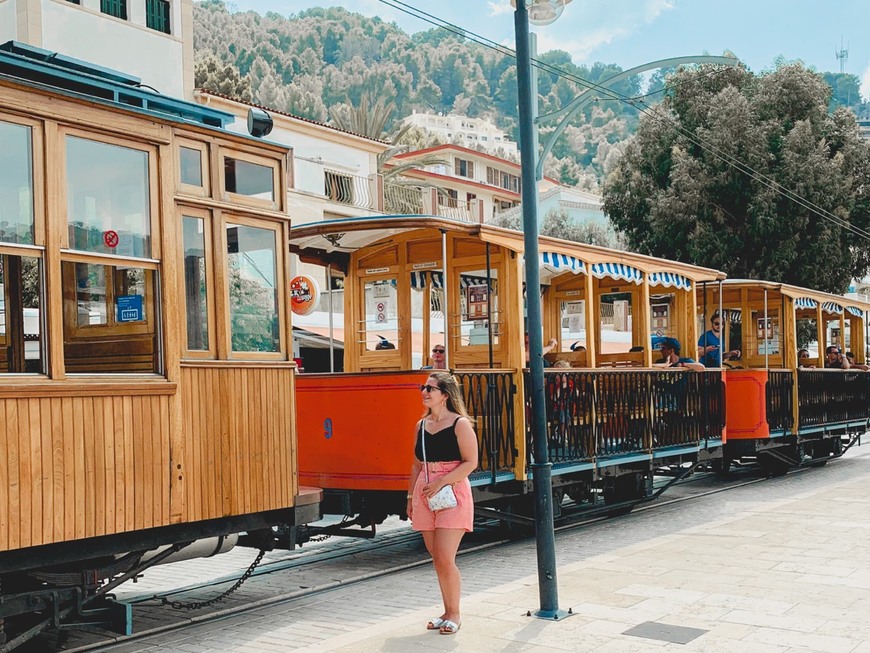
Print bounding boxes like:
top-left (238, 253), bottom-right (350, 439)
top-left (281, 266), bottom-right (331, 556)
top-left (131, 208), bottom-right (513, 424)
top-left (377, 0), bottom-right (870, 244)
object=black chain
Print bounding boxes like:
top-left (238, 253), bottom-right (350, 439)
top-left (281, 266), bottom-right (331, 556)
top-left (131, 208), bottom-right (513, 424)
top-left (164, 549), bottom-right (267, 611)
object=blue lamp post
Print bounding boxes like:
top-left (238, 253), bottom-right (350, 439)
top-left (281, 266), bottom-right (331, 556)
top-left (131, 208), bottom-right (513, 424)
top-left (512, 0), bottom-right (572, 620)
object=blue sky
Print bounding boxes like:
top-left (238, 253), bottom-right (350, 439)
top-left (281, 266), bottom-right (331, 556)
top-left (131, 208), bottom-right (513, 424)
top-left (226, 1), bottom-right (870, 99)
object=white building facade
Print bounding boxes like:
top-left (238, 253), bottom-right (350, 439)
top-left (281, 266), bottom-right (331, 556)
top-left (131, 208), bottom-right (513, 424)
top-left (0, 0), bottom-right (193, 99)
top-left (402, 111), bottom-right (518, 156)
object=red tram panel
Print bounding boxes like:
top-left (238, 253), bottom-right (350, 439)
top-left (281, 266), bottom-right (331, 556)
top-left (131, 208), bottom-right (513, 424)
top-left (297, 372), bottom-right (428, 491)
top-left (725, 369), bottom-right (770, 440)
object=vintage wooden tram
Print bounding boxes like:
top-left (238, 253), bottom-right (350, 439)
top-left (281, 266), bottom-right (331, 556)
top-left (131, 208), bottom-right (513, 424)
top-left (290, 215), bottom-right (729, 527)
top-left (697, 281), bottom-right (870, 475)
top-left (0, 43), bottom-right (319, 647)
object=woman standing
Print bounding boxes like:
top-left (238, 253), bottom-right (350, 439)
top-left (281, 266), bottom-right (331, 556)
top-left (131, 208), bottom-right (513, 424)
top-left (407, 371), bottom-right (478, 635)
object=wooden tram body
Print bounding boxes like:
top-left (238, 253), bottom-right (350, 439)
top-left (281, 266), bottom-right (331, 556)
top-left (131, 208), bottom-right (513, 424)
top-left (697, 281), bottom-right (870, 474)
top-left (291, 215), bottom-right (728, 524)
top-left (0, 43), bottom-right (318, 645)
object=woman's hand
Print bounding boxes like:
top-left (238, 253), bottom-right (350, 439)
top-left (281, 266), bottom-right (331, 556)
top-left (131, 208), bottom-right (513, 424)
top-left (421, 481), bottom-right (446, 498)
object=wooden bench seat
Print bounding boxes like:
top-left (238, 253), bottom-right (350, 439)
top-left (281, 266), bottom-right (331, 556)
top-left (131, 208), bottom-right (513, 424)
top-left (64, 335), bottom-right (156, 373)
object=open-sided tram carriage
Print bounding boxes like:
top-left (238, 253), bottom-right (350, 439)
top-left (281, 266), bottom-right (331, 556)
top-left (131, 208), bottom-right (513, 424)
top-left (291, 215), bottom-right (729, 528)
top-left (0, 43), bottom-right (319, 647)
top-left (697, 280), bottom-right (870, 475)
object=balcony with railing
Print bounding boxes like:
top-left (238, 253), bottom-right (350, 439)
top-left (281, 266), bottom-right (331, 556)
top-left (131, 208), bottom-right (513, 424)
top-left (383, 182), bottom-right (485, 222)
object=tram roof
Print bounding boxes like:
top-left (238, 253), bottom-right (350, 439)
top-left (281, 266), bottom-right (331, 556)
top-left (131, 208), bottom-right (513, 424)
top-left (289, 214), bottom-right (726, 283)
top-left (714, 279), bottom-right (870, 315)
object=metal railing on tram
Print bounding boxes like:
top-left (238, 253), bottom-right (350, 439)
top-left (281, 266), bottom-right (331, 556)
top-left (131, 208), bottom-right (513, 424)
top-left (766, 369), bottom-right (795, 433)
top-left (454, 371), bottom-right (517, 479)
top-left (525, 369), bottom-right (725, 465)
top-left (797, 369), bottom-right (870, 428)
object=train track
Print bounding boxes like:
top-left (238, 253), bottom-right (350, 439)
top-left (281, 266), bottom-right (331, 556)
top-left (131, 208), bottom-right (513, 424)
top-left (60, 463), bottom-right (775, 652)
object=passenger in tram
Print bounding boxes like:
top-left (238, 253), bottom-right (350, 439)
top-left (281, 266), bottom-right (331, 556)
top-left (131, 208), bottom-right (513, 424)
top-left (407, 372), bottom-right (477, 635)
top-left (422, 344), bottom-right (447, 370)
top-left (525, 333), bottom-right (558, 366)
top-left (657, 337), bottom-right (705, 371)
top-left (824, 346), bottom-right (851, 369)
top-left (798, 348), bottom-right (815, 368)
top-left (698, 313), bottom-right (741, 367)
top-left (845, 352), bottom-right (869, 370)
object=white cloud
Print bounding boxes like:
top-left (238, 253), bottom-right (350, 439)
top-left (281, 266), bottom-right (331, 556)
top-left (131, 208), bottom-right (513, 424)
top-left (488, 1), bottom-right (513, 16)
top-left (535, 26), bottom-right (630, 62)
top-left (862, 61), bottom-right (870, 103)
top-left (644, 0), bottom-right (675, 22)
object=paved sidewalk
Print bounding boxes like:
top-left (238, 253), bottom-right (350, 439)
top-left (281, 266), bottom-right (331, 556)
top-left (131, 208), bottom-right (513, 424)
top-left (304, 466), bottom-right (870, 652)
top-left (118, 452), bottom-right (870, 653)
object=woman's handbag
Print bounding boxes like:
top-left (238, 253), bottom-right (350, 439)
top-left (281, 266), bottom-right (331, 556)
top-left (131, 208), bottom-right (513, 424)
top-left (421, 421), bottom-right (458, 512)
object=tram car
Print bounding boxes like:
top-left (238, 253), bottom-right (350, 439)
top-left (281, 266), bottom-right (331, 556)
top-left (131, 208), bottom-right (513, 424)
top-left (696, 281), bottom-right (870, 475)
top-left (0, 43), bottom-right (319, 648)
top-left (291, 215), bottom-right (729, 529)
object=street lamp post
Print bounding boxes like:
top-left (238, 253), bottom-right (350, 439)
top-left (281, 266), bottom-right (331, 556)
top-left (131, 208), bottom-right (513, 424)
top-left (513, 0), bottom-right (571, 620)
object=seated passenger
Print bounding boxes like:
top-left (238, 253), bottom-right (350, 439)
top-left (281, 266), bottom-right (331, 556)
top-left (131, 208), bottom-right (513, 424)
top-left (698, 313), bottom-right (741, 367)
top-left (798, 348), bottom-right (815, 368)
top-left (525, 333), bottom-right (558, 366)
top-left (552, 359), bottom-right (572, 369)
top-left (845, 352), bottom-right (869, 371)
top-left (824, 346), bottom-right (850, 369)
top-left (422, 344), bottom-right (447, 370)
top-left (656, 337), bottom-right (705, 371)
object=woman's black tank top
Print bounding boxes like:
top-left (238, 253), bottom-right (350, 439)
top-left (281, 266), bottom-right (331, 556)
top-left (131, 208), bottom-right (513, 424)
top-left (415, 416), bottom-right (462, 462)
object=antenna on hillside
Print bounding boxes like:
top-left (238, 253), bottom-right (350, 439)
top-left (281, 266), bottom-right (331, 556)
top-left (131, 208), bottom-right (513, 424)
top-left (835, 37), bottom-right (849, 74)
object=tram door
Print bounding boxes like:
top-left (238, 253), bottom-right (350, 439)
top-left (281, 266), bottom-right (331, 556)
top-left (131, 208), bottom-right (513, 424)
top-left (0, 254), bottom-right (42, 373)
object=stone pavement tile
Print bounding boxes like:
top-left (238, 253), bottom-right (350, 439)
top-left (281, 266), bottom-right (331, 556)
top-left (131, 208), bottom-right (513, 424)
top-left (814, 618), bottom-right (870, 642)
top-left (742, 627), bottom-right (860, 652)
top-left (700, 592), bottom-right (795, 615)
top-left (566, 600), bottom-right (669, 625)
top-left (614, 583), bottom-right (707, 604)
top-left (851, 642), bottom-right (870, 653)
top-left (720, 609), bottom-right (827, 632)
top-left (772, 561), bottom-right (856, 577)
top-left (682, 636), bottom-right (789, 652)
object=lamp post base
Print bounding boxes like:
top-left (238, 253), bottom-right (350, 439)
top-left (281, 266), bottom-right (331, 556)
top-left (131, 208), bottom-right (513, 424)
top-left (529, 608), bottom-right (574, 620)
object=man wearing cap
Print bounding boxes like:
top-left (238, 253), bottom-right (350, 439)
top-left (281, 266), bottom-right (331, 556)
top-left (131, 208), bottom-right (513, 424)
top-left (658, 337), bottom-right (705, 371)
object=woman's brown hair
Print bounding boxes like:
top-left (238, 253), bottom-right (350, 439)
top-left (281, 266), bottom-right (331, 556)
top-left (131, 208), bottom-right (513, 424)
top-left (424, 371), bottom-right (472, 422)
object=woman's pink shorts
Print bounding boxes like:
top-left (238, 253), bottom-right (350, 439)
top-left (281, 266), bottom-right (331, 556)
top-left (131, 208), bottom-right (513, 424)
top-left (411, 461), bottom-right (474, 532)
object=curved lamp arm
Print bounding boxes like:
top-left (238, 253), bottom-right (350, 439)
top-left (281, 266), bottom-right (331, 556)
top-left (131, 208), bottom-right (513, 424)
top-left (535, 54), bottom-right (739, 180)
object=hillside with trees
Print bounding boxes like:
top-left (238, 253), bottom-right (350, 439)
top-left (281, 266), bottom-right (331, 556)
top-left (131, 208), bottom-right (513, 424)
top-left (193, 1), bottom-right (868, 196)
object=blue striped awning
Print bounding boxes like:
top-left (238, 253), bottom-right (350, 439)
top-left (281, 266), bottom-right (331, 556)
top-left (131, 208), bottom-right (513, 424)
top-left (847, 306), bottom-right (864, 318)
top-left (822, 301), bottom-right (843, 315)
top-left (540, 251), bottom-right (585, 275)
top-left (590, 262), bottom-right (643, 285)
top-left (794, 297), bottom-right (817, 309)
top-left (648, 271), bottom-right (692, 291)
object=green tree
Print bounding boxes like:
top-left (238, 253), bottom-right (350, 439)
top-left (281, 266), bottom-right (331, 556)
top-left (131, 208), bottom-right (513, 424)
top-left (603, 63), bottom-right (870, 294)
top-left (194, 55), bottom-right (253, 101)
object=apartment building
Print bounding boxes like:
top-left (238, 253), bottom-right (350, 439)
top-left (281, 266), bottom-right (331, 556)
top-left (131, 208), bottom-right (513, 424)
top-left (402, 111), bottom-right (518, 156)
top-left (1, 0), bottom-right (192, 99)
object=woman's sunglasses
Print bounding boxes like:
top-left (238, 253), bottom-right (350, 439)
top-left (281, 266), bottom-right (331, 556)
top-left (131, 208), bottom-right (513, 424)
top-left (420, 384), bottom-right (441, 393)
top-left (432, 348), bottom-right (445, 354)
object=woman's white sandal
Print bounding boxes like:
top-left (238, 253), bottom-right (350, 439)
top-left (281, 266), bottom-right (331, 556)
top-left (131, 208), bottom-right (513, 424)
top-left (426, 617), bottom-right (445, 630)
top-left (439, 620), bottom-right (460, 635)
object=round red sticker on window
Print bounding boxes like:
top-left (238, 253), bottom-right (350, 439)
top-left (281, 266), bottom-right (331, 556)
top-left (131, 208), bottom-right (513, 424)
top-left (104, 230), bottom-right (119, 248)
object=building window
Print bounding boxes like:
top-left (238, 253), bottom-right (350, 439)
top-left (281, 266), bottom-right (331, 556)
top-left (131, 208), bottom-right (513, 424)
top-left (486, 166), bottom-right (498, 186)
top-left (146, 0), bottom-right (171, 34)
top-left (0, 121), bottom-right (34, 245)
top-left (224, 156), bottom-right (274, 201)
top-left (227, 223), bottom-right (279, 353)
top-left (101, 0), bottom-right (127, 19)
top-left (180, 146), bottom-right (203, 187)
top-left (455, 158), bottom-right (474, 179)
top-left (66, 135), bottom-right (151, 258)
top-left (65, 0), bottom-right (81, 4)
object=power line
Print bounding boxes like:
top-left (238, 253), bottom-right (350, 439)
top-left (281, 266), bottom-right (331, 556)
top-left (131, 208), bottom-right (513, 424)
top-left (377, 0), bottom-right (870, 243)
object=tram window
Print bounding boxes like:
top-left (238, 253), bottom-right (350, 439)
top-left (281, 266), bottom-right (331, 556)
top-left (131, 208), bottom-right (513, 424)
top-left (459, 271), bottom-right (498, 347)
top-left (183, 216), bottom-right (209, 351)
top-left (66, 136), bottom-right (151, 258)
top-left (62, 262), bottom-right (157, 373)
top-left (363, 279), bottom-right (398, 351)
top-left (0, 121), bottom-right (34, 245)
top-left (600, 292), bottom-right (632, 353)
top-left (227, 223), bottom-right (279, 353)
top-left (0, 255), bottom-right (44, 374)
top-left (751, 310), bottom-right (780, 356)
top-left (224, 157), bottom-right (274, 201)
top-left (180, 147), bottom-right (203, 187)
top-left (560, 300), bottom-right (586, 349)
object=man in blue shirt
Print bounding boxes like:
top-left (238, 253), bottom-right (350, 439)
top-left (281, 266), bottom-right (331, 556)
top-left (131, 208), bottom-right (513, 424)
top-left (698, 313), bottom-right (741, 368)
